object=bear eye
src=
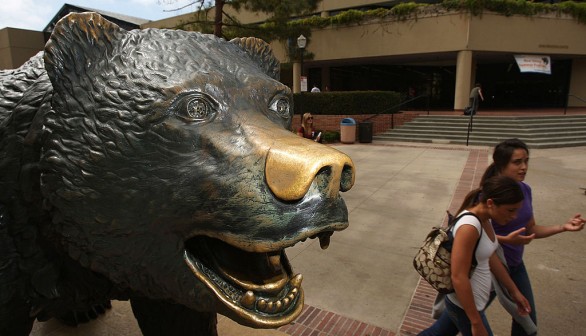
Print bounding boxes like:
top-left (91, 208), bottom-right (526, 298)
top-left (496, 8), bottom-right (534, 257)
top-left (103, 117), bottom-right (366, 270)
top-left (269, 96), bottom-right (291, 119)
top-left (175, 93), bottom-right (217, 123)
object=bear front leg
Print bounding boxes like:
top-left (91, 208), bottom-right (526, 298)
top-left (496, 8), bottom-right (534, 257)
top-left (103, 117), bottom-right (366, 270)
top-left (130, 297), bottom-right (218, 336)
top-left (56, 299), bottom-right (112, 326)
top-left (0, 204), bottom-right (35, 336)
top-left (0, 291), bottom-right (34, 336)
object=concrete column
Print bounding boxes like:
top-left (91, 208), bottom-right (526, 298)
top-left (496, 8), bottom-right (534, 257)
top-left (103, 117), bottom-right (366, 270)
top-left (454, 50), bottom-right (474, 111)
top-left (569, 58), bottom-right (586, 107)
top-left (293, 61), bottom-right (301, 93)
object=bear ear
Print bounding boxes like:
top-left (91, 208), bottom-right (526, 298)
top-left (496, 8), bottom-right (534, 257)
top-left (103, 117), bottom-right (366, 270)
top-left (230, 37), bottom-right (280, 80)
top-left (44, 12), bottom-right (124, 88)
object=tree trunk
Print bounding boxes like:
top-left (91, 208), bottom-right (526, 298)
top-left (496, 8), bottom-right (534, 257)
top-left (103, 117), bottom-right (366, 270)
top-left (214, 0), bottom-right (224, 37)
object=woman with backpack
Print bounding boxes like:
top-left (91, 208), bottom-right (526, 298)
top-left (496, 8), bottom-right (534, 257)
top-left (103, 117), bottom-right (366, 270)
top-left (419, 175), bottom-right (531, 336)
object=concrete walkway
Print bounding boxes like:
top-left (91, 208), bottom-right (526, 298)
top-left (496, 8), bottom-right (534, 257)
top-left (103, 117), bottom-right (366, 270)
top-left (31, 142), bottom-right (586, 336)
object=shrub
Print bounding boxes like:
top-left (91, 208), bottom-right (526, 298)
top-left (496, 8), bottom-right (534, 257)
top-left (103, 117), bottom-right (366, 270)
top-left (322, 130), bottom-right (340, 143)
top-left (293, 91), bottom-right (402, 115)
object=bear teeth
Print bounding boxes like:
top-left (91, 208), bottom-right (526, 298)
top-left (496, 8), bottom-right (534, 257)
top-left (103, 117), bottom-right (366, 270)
top-left (240, 275), bottom-right (302, 314)
top-left (185, 252), bottom-right (302, 315)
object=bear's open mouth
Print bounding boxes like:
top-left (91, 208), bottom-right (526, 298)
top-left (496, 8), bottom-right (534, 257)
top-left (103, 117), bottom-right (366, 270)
top-left (183, 233), bottom-right (330, 326)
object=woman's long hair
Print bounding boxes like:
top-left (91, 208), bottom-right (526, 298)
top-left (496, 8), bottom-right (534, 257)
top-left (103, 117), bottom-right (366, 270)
top-left (480, 138), bottom-right (529, 185)
top-left (457, 175), bottom-right (524, 214)
top-left (301, 112), bottom-right (314, 135)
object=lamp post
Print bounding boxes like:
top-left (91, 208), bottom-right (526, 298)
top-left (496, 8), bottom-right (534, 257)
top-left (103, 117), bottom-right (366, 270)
top-left (297, 34), bottom-right (307, 115)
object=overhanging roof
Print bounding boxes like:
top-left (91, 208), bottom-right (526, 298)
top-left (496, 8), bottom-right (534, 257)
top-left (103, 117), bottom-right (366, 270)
top-left (43, 3), bottom-right (151, 34)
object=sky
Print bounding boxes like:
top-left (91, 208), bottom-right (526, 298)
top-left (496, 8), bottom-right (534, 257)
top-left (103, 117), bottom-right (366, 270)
top-left (0, 0), bottom-right (204, 31)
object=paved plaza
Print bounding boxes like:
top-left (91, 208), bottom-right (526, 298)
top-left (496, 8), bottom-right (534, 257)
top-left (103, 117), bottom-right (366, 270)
top-left (31, 142), bottom-right (586, 336)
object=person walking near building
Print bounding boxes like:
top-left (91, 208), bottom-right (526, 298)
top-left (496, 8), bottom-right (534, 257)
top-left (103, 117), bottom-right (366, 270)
top-left (466, 83), bottom-right (484, 115)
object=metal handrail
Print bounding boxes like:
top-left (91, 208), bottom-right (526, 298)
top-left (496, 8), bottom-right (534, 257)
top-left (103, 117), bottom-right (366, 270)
top-left (565, 94), bottom-right (586, 114)
top-left (465, 97), bottom-right (478, 146)
top-left (466, 112), bottom-right (474, 146)
top-left (362, 94), bottom-right (429, 124)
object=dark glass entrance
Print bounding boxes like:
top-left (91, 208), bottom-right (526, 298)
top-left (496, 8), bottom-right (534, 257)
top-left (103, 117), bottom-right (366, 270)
top-left (327, 64), bottom-right (456, 110)
top-left (295, 59), bottom-right (572, 110)
top-left (477, 60), bottom-right (572, 109)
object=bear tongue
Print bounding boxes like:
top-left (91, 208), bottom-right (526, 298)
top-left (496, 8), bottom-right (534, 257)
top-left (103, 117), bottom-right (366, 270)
top-left (198, 237), bottom-right (291, 296)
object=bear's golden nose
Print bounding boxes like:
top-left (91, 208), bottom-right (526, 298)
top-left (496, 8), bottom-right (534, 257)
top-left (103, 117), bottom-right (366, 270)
top-left (265, 139), bottom-right (355, 201)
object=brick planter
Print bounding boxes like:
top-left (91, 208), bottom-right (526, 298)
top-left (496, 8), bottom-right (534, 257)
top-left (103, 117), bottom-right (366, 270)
top-left (290, 112), bottom-right (422, 138)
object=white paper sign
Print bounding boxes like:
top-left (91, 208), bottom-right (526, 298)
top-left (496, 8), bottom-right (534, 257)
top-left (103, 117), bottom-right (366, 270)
top-left (301, 76), bottom-right (308, 92)
top-left (514, 55), bottom-right (551, 74)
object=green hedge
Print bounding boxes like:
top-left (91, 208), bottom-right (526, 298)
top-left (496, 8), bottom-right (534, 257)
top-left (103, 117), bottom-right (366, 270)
top-left (293, 91), bottom-right (402, 115)
top-left (322, 130), bottom-right (340, 143)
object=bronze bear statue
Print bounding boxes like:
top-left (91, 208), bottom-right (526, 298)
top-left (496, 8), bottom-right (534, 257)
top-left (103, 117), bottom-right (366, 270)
top-left (0, 12), bottom-right (355, 335)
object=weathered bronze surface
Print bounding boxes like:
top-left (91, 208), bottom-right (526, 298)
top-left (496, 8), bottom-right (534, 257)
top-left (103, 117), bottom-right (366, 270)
top-left (0, 12), bottom-right (355, 336)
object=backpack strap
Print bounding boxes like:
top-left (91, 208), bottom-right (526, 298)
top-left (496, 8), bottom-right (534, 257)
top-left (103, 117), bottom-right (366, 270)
top-left (448, 211), bottom-right (483, 267)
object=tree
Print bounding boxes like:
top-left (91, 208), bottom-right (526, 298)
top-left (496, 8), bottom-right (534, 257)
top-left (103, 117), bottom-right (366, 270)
top-left (161, 0), bottom-right (321, 41)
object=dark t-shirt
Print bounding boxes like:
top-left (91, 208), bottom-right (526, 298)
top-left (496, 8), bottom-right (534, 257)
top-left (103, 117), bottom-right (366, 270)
top-left (298, 126), bottom-right (314, 140)
top-left (492, 182), bottom-right (533, 267)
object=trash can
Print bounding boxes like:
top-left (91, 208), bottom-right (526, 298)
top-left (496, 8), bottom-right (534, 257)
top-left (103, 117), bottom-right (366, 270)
top-left (340, 118), bottom-right (356, 144)
top-left (358, 121), bottom-right (373, 143)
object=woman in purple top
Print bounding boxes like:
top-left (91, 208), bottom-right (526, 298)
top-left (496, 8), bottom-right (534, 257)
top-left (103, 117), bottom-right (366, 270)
top-left (480, 138), bottom-right (585, 335)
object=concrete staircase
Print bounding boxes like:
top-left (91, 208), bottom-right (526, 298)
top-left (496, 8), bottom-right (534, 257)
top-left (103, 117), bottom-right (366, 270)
top-left (373, 115), bottom-right (586, 148)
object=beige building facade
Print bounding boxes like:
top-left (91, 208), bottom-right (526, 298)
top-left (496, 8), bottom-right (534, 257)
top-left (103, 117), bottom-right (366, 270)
top-left (142, 0), bottom-right (586, 110)
top-left (3, 0), bottom-right (586, 110)
top-left (0, 28), bottom-right (45, 70)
